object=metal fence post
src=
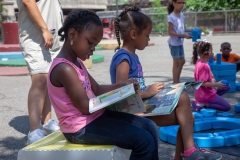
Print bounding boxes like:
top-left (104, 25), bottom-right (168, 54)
top-left (195, 12), bottom-right (197, 27)
top-left (116, 0), bottom-right (118, 16)
top-left (225, 11), bottom-right (228, 32)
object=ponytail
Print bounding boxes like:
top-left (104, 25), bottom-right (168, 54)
top-left (114, 17), bottom-right (121, 52)
top-left (114, 5), bottom-right (151, 52)
top-left (192, 42), bottom-right (199, 64)
top-left (167, 0), bottom-right (177, 15)
top-left (191, 40), bottom-right (212, 64)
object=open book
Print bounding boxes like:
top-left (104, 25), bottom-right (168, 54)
top-left (89, 83), bottom-right (145, 114)
top-left (137, 81), bottom-right (203, 116)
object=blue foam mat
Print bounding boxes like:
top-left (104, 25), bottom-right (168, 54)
top-left (235, 104), bottom-right (240, 113)
top-left (159, 110), bottom-right (240, 148)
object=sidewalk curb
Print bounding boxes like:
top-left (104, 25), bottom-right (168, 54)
top-left (0, 66), bottom-right (29, 76)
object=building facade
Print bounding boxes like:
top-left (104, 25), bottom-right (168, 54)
top-left (1, 0), bottom-right (108, 21)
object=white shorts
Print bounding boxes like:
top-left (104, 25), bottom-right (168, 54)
top-left (21, 42), bottom-right (61, 75)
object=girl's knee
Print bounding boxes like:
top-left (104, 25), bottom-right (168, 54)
top-left (173, 60), bottom-right (180, 67)
top-left (180, 58), bottom-right (185, 65)
top-left (145, 118), bottom-right (159, 132)
top-left (179, 92), bottom-right (190, 105)
top-left (180, 91), bottom-right (189, 98)
top-left (223, 103), bottom-right (231, 111)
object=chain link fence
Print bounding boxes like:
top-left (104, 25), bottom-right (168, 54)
top-left (96, 9), bottom-right (240, 34)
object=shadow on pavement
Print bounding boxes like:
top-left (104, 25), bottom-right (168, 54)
top-left (0, 116), bottom-right (30, 160)
top-left (0, 136), bottom-right (27, 160)
top-left (9, 115), bottom-right (29, 135)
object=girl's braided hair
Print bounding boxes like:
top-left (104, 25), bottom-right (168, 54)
top-left (58, 9), bottom-right (102, 41)
top-left (191, 40), bottom-right (212, 64)
top-left (114, 5), bottom-right (152, 51)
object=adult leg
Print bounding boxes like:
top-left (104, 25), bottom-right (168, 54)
top-left (207, 95), bottom-right (231, 111)
top-left (41, 89), bottom-right (52, 124)
top-left (64, 111), bottom-right (159, 160)
top-left (148, 92), bottom-right (194, 160)
top-left (28, 74), bottom-right (50, 131)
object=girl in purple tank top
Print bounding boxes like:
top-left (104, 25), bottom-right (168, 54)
top-left (111, 5), bottom-right (222, 160)
top-left (47, 9), bottom-right (160, 160)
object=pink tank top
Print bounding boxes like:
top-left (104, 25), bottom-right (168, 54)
top-left (47, 58), bottom-right (104, 133)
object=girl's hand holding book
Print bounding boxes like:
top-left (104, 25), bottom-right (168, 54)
top-left (121, 78), bottom-right (140, 94)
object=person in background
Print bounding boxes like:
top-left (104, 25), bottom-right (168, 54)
top-left (17, 0), bottom-right (63, 144)
top-left (167, 0), bottom-right (192, 83)
top-left (102, 18), bottom-right (114, 39)
top-left (192, 40), bottom-right (231, 112)
top-left (214, 42), bottom-right (240, 72)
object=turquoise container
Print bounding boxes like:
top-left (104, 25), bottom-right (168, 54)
top-left (191, 28), bottom-right (201, 42)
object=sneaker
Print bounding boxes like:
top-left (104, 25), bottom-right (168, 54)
top-left (182, 146), bottom-right (222, 160)
top-left (191, 101), bottom-right (203, 112)
top-left (27, 128), bottom-right (45, 145)
top-left (198, 148), bottom-right (222, 160)
top-left (40, 119), bottom-right (60, 136)
top-left (182, 150), bottom-right (206, 160)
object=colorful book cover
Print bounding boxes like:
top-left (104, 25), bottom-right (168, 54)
top-left (137, 81), bottom-right (202, 116)
top-left (89, 83), bottom-right (145, 114)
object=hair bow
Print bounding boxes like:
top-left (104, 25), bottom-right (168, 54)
top-left (196, 39), bottom-right (211, 43)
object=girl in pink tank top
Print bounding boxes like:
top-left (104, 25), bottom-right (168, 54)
top-left (191, 40), bottom-right (231, 112)
top-left (47, 9), bottom-right (160, 160)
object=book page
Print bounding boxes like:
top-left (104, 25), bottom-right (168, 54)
top-left (108, 94), bottom-right (146, 114)
top-left (184, 81), bottom-right (203, 90)
top-left (137, 83), bottom-right (186, 116)
top-left (89, 83), bottom-right (135, 113)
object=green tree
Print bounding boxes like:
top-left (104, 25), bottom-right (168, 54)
top-left (0, 1), bottom-right (9, 36)
top-left (150, 0), bottom-right (167, 34)
top-left (0, 0), bottom-right (7, 24)
top-left (185, 0), bottom-right (240, 31)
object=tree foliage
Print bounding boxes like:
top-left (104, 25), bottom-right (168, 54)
top-left (186, 0), bottom-right (240, 11)
top-left (0, 1), bottom-right (8, 24)
top-left (185, 0), bottom-right (240, 31)
top-left (150, 0), bottom-right (167, 34)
